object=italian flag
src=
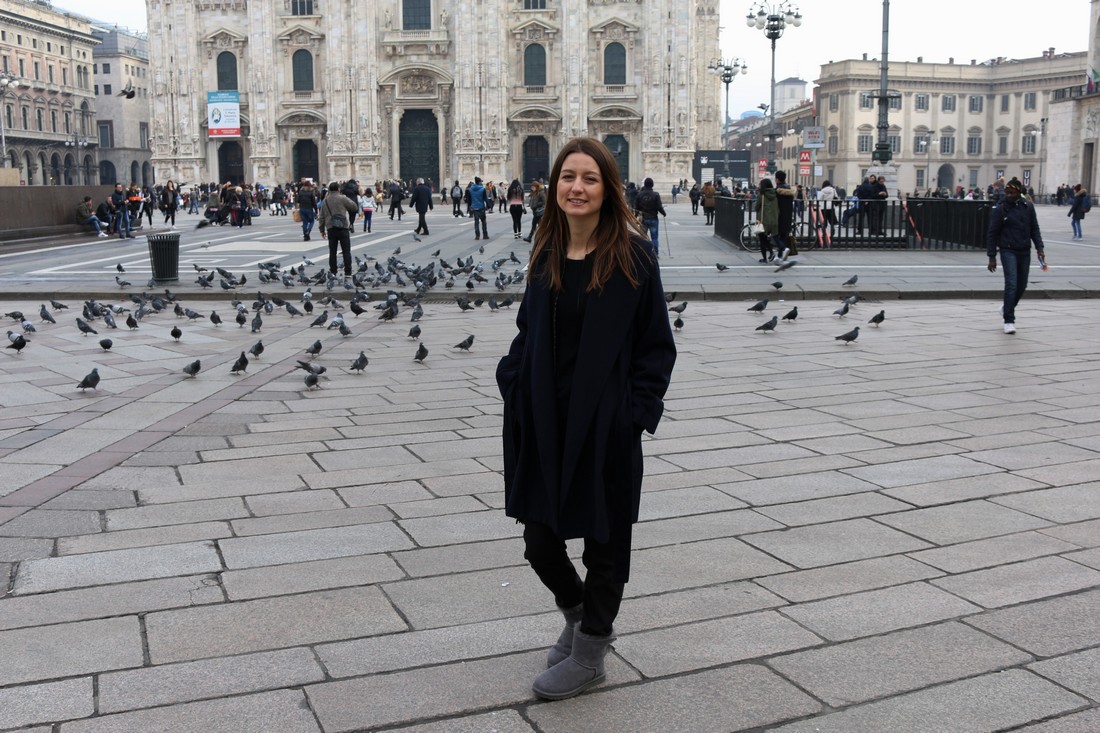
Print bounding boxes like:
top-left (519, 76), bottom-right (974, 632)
top-left (1088, 67), bottom-right (1099, 94)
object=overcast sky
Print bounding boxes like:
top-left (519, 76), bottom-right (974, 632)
top-left (50, 0), bottom-right (1091, 121)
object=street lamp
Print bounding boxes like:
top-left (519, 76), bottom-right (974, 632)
top-left (918, 136), bottom-right (938, 194)
top-left (1032, 118), bottom-right (1047, 199)
top-left (0, 74), bottom-right (20, 168)
top-left (707, 57), bottom-right (747, 149)
top-left (747, 1), bottom-right (802, 174)
top-left (65, 133), bottom-right (91, 185)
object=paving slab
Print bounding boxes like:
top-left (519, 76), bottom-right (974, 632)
top-left (880, 473), bottom-right (1050, 506)
top-left (930, 556), bottom-right (1100, 608)
top-left (965, 590), bottom-right (1100, 656)
top-left (840, 454), bottom-right (1001, 489)
top-left (754, 492), bottom-right (913, 526)
top-left (876, 499), bottom-right (1053, 545)
top-left (632, 509), bottom-right (783, 549)
top-left (97, 647), bottom-right (326, 714)
top-left (625, 536), bottom-right (794, 597)
top-left (614, 581), bottom-right (788, 633)
top-left (525, 664), bottom-right (821, 733)
top-left (1065, 547), bottom-right (1100, 570)
top-left (1040, 519), bottom-right (1100, 548)
top-left (0, 616), bottom-right (143, 686)
top-left (104, 497), bottom-right (248, 530)
top-left (908, 531), bottom-right (1081, 574)
top-left (0, 537), bottom-right (53, 562)
top-left (741, 518), bottom-right (932, 569)
top-left (1028, 647), bottom-right (1100, 702)
top-left (714, 471), bottom-right (886, 506)
top-left (767, 669), bottom-right (1087, 733)
top-left (222, 552), bottom-right (405, 600)
top-left (756, 555), bottom-right (944, 603)
top-left (768, 621), bottom-right (1032, 707)
top-left (218, 521), bottom-right (411, 568)
top-left (1011, 708), bottom-right (1100, 733)
top-left (60, 689), bottom-right (321, 733)
top-left (306, 650), bottom-right (638, 733)
top-left (378, 710), bottom-right (536, 733)
top-left (0, 677), bottom-right (93, 730)
top-left (779, 581), bottom-right (982, 641)
top-left (991, 483), bottom-right (1100, 523)
top-left (12, 541), bottom-right (221, 594)
top-left (56, 521), bottom-right (232, 555)
top-left (41, 489), bottom-right (137, 510)
top-left (0, 509), bottom-right (101, 538)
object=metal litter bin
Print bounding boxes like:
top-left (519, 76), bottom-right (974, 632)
top-left (147, 232), bottom-right (181, 283)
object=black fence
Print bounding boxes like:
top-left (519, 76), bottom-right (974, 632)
top-left (714, 196), bottom-right (992, 251)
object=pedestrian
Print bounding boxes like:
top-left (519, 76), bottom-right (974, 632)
top-left (388, 179), bottom-right (405, 220)
top-left (450, 179), bottom-right (464, 217)
top-left (701, 181), bottom-right (717, 225)
top-left (76, 195), bottom-right (108, 237)
top-left (755, 177), bottom-right (779, 263)
top-left (1068, 183), bottom-right (1089, 240)
top-left (819, 179), bottom-right (838, 233)
top-left (297, 179), bottom-right (319, 241)
top-left (495, 136), bottom-right (676, 701)
top-left (469, 176), bottom-right (489, 239)
top-left (160, 180), bottom-right (179, 228)
top-left (410, 177), bottom-right (434, 235)
top-left (358, 189), bottom-right (374, 233)
top-left (774, 170), bottom-right (796, 259)
top-left (272, 185), bottom-right (287, 215)
top-left (688, 183), bottom-right (700, 215)
top-left (987, 178), bottom-right (1045, 335)
top-left (634, 177), bottom-right (667, 252)
top-left (341, 178), bottom-right (361, 230)
top-left (110, 183), bottom-right (133, 238)
top-left (507, 178), bottom-right (526, 239)
top-left (318, 182), bottom-right (358, 280)
top-left (523, 180), bottom-right (546, 242)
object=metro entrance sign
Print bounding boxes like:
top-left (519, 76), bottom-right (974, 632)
top-left (758, 158), bottom-right (768, 173)
top-left (799, 150), bottom-right (811, 164)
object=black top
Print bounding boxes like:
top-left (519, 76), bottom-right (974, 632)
top-left (553, 253), bottom-right (593, 422)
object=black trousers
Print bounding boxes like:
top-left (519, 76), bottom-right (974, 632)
top-left (522, 522), bottom-right (626, 636)
top-left (415, 209), bottom-right (429, 234)
top-left (327, 227), bottom-right (351, 276)
top-left (452, 198), bottom-right (463, 217)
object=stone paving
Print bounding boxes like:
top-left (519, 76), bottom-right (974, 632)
top-left (0, 275), bottom-right (1098, 730)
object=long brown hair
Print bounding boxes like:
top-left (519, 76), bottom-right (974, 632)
top-left (529, 136), bottom-right (648, 292)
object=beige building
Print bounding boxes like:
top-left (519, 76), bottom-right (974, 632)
top-left (91, 25), bottom-right (152, 187)
top-left (0, 0), bottom-right (99, 185)
top-left (145, 0), bottom-right (722, 189)
top-left (814, 51), bottom-right (1085, 196)
top-left (1044, 0), bottom-right (1100, 195)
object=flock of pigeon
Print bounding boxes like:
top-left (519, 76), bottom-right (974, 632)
top-left (5, 242), bottom-right (526, 392)
top-left (675, 269), bottom-right (885, 344)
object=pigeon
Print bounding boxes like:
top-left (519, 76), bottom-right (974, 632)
top-left (833, 303), bottom-right (850, 318)
top-left (296, 360), bottom-right (327, 376)
top-left (249, 340), bottom-right (264, 358)
top-left (77, 367), bottom-right (100, 390)
top-left (126, 314), bottom-right (139, 330)
top-left (235, 311), bottom-right (247, 327)
top-left (835, 326), bottom-right (860, 344)
top-left (305, 340), bottom-right (323, 357)
top-left (338, 321), bottom-right (352, 337)
top-left (115, 276), bottom-right (131, 288)
top-left (414, 342), bottom-right (428, 363)
top-left (716, 263), bottom-right (729, 271)
top-left (251, 313), bottom-right (263, 333)
top-left (348, 300), bottom-right (365, 318)
top-left (309, 310), bottom-right (328, 327)
top-left (99, 338), bottom-right (113, 351)
top-left (210, 311), bottom-right (222, 327)
top-left (673, 316), bottom-right (684, 331)
top-left (453, 334), bottom-right (475, 351)
top-left (50, 300), bottom-right (68, 310)
top-left (116, 263), bottom-right (125, 273)
top-left (76, 317), bottom-right (97, 336)
top-left (668, 301), bottom-right (688, 314)
top-left (349, 350), bottom-right (368, 373)
top-left (101, 312), bottom-right (116, 330)
top-left (412, 233), bottom-right (421, 242)
top-left (747, 299), bottom-right (769, 313)
top-left (755, 316), bottom-right (779, 333)
top-left (39, 304), bottom-right (56, 324)
top-left (21, 319), bottom-right (36, 333)
top-left (869, 310), bottom-right (886, 327)
top-left (4, 311), bottom-right (24, 321)
top-left (170, 326), bottom-right (182, 341)
top-left (5, 334), bottom-right (27, 353)
top-left (774, 260), bottom-right (797, 272)
top-left (230, 352), bottom-right (248, 374)
top-left (182, 359), bottom-right (201, 377)
top-left (781, 306), bottom-right (799, 322)
top-left (408, 324), bottom-right (422, 340)
top-left (771, 281), bottom-right (783, 291)
top-left (117, 79), bottom-right (136, 99)
top-left (304, 372), bottom-right (320, 390)
top-left (285, 303), bottom-right (304, 317)
top-left (843, 274), bottom-right (859, 287)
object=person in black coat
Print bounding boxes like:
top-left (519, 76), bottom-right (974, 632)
top-left (409, 177), bottom-right (434, 235)
top-left (496, 136), bottom-right (676, 702)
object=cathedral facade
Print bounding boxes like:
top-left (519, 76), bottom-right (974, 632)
top-left (145, 0), bottom-right (721, 189)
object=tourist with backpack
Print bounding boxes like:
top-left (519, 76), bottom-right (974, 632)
top-left (1069, 183), bottom-right (1090, 240)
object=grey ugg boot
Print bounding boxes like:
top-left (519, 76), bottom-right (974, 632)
top-left (532, 628), bottom-right (615, 700)
top-left (546, 603), bottom-right (584, 668)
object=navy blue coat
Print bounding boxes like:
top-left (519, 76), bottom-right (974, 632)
top-left (496, 241), bottom-right (676, 543)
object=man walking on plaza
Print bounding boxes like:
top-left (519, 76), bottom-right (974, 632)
top-left (410, 177), bottom-right (434, 235)
top-left (634, 177), bottom-right (667, 251)
top-left (469, 177), bottom-right (489, 239)
top-left (988, 178), bottom-right (1045, 335)
top-left (109, 183), bottom-right (133, 239)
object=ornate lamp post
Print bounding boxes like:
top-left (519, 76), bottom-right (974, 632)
top-left (0, 74), bottom-right (20, 168)
top-left (64, 132), bottom-right (92, 185)
top-left (1033, 118), bottom-right (1047, 199)
top-left (707, 58), bottom-right (747, 150)
top-left (746, 1), bottom-right (801, 174)
top-left (918, 136), bottom-right (939, 194)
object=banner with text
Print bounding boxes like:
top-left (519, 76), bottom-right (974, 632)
top-left (207, 91), bottom-right (241, 138)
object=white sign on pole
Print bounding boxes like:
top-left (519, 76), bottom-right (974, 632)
top-left (803, 126), bottom-right (826, 149)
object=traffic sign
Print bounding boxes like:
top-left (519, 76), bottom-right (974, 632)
top-left (799, 165), bottom-right (811, 177)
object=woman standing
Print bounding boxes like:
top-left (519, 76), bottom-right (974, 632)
top-left (358, 189), bottom-right (374, 233)
top-left (755, 178), bottom-right (779, 263)
top-left (1069, 183), bottom-right (1089, 240)
top-left (818, 179), bottom-right (838, 234)
top-left (160, 180), bottom-right (179, 228)
top-left (507, 179), bottom-right (526, 239)
top-left (522, 180), bottom-right (546, 243)
top-left (496, 137), bottom-right (676, 701)
top-left (701, 181), bottom-right (717, 225)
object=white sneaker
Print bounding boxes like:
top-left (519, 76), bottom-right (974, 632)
top-left (97, 231), bottom-right (108, 237)
top-left (1004, 323), bottom-right (1016, 334)
top-left (780, 248), bottom-right (790, 261)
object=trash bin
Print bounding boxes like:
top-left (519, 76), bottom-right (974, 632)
top-left (147, 232), bottom-right (181, 282)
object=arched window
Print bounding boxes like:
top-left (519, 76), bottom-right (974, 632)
top-left (36, 108), bottom-right (43, 131)
top-left (216, 52), bottom-right (238, 91)
top-left (292, 50), bottom-right (314, 91)
top-left (524, 44), bottom-right (546, 87)
top-left (403, 0), bottom-right (431, 30)
top-left (603, 42), bottom-right (626, 85)
top-left (21, 106), bottom-right (28, 129)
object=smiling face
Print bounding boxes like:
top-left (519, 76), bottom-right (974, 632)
top-left (556, 152), bottom-right (605, 225)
